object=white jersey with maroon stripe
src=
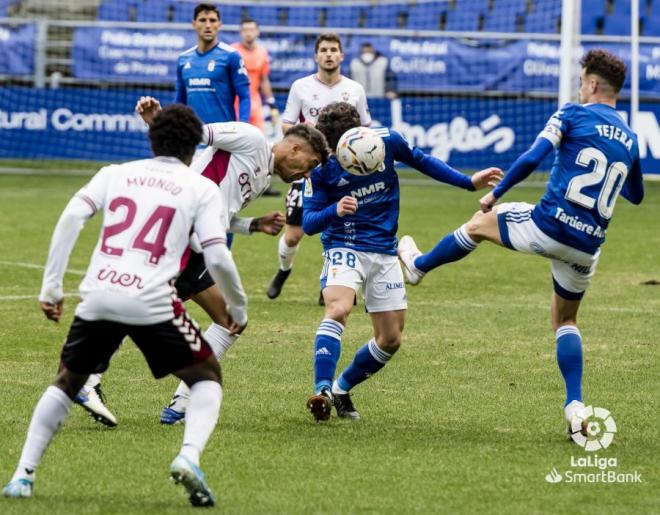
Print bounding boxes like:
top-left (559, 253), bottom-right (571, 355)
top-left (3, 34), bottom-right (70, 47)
top-left (45, 157), bottom-right (227, 325)
top-left (190, 122), bottom-right (272, 232)
top-left (281, 74), bottom-right (371, 127)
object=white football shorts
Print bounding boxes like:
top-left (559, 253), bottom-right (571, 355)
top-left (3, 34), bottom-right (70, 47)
top-left (496, 202), bottom-right (600, 299)
top-left (320, 248), bottom-right (407, 313)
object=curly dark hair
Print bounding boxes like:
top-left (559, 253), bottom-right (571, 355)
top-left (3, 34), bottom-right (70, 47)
top-left (149, 104), bottom-right (202, 162)
top-left (580, 49), bottom-right (627, 93)
top-left (284, 124), bottom-right (330, 165)
top-left (315, 102), bottom-right (361, 152)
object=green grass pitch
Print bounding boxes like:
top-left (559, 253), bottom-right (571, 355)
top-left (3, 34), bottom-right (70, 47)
top-left (0, 169), bottom-right (658, 514)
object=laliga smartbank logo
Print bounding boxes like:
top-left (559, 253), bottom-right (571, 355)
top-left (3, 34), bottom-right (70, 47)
top-left (544, 406), bottom-right (643, 484)
top-left (569, 405), bottom-right (617, 451)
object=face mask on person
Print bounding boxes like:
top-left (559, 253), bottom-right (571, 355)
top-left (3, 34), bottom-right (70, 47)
top-left (361, 51), bottom-right (376, 63)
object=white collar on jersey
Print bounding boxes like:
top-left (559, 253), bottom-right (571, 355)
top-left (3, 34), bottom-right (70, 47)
top-left (154, 156), bottom-right (185, 164)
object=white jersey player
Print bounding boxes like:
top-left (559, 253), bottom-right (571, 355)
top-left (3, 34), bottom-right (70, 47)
top-left (267, 33), bottom-right (371, 304)
top-left (3, 105), bottom-right (242, 507)
top-left (68, 96), bottom-right (328, 428)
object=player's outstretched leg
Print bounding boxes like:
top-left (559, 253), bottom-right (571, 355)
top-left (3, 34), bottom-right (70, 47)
top-left (398, 224), bottom-right (478, 285)
top-left (162, 323), bottom-right (237, 425)
top-left (307, 318), bottom-right (344, 421)
top-left (75, 374), bottom-right (117, 427)
top-left (333, 338), bottom-right (394, 420)
top-left (4, 378), bottom-right (79, 499)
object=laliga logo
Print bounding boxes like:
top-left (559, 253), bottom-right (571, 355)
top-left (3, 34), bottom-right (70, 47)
top-left (569, 406), bottom-right (617, 452)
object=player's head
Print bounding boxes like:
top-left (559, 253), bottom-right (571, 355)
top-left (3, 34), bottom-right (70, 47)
top-left (314, 33), bottom-right (344, 74)
top-left (192, 3), bottom-right (221, 45)
top-left (149, 104), bottom-right (203, 165)
top-left (316, 102), bottom-right (361, 152)
top-left (578, 49), bottom-right (627, 104)
top-left (239, 18), bottom-right (259, 46)
top-left (272, 125), bottom-right (329, 182)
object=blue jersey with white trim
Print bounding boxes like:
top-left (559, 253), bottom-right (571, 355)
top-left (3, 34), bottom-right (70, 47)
top-left (175, 42), bottom-right (250, 123)
top-left (304, 127), bottom-right (409, 255)
top-left (532, 102), bottom-right (641, 255)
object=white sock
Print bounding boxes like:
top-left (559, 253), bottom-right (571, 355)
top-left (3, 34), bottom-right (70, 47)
top-left (12, 386), bottom-right (73, 482)
top-left (331, 380), bottom-right (347, 395)
top-left (180, 381), bottom-right (222, 466)
top-left (169, 382), bottom-right (192, 412)
top-left (169, 324), bottom-right (236, 414)
top-left (278, 235), bottom-right (299, 271)
top-left (204, 323), bottom-right (238, 361)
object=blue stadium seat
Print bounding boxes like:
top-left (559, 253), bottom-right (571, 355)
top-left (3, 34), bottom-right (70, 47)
top-left (407, 3), bottom-right (446, 30)
top-left (445, 0), bottom-right (489, 31)
top-left (135, 0), bottom-right (172, 22)
top-left (581, 0), bottom-right (606, 34)
top-left (325, 5), bottom-right (364, 28)
top-left (643, 13), bottom-right (660, 35)
top-left (652, 0), bottom-right (660, 16)
top-left (483, 0), bottom-right (527, 32)
top-left (524, 0), bottom-right (561, 33)
top-left (603, 6), bottom-right (632, 35)
top-left (364, 3), bottom-right (408, 28)
top-left (285, 6), bottom-right (322, 27)
top-left (98, 0), bottom-right (135, 21)
top-left (247, 5), bottom-right (282, 26)
top-left (0, 0), bottom-right (17, 16)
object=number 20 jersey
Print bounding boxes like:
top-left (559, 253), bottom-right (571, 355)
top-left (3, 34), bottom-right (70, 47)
top-left (533, 102), bottom-right (643, 255)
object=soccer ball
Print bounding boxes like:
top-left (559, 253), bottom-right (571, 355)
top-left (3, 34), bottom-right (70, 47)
top-left (336, 127), bottom-right (386, 176)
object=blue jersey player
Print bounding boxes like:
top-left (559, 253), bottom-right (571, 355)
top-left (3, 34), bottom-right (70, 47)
top-left (304, 102), bottom-right (503, 421)
top-left (398, 49), bottom-right (644, 434)
top-left (176, 3), bottom-right (250, 123)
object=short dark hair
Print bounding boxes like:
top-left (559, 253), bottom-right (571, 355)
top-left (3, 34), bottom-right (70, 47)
top-left (315, 33), bottom-right (342, 53)
top-left (149, 104), bottom-right (203, 162)
top-left (240, 18), bottom-right (258, 27)
top-left (580, 49), bottom-right (627, 93)
top-left (194, 3), bottom-right (219, 20)
top-left (285, 124), bottom-right (330, 165)
top-left (315, 102), bottom-right (361, 152)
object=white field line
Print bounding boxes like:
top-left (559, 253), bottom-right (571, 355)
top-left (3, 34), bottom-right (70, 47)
top-left (0, 293), bottom-right (78, 301)
top-left (0, 260), bottom-right (86, 276)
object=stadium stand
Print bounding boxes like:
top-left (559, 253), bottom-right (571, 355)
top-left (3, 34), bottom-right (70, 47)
top-left (524, 0), bottom-right (562, 33)
top-left (603, 0), bottom-right (634, 35)
top-left (445, 0), bottom-right (489, 31)
top-left (406, 2), bottom-right (446, 30)
top-left (5, 1), bottom-right (645, 37)
top-left (284, 5), bottom-right (322, 27)
top-left (324, 5), bottom-right (365, 29)
top-left (483, 0), bottom-right (528, 32)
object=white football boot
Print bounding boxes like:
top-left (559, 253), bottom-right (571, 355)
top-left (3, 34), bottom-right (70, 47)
top-left (397, 235), bottom-right (425, 286)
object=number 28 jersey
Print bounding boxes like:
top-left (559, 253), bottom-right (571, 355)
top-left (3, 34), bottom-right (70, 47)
top-left (72, 157), bottom-right (225, 324)
top-left (533, 102), bottom-right (643, 255)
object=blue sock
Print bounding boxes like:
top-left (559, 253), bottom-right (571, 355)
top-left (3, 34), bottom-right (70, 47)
top-left (336, 339), bottom-right (392, 392)
top-left (314, 319), bottom-right (343, 393)
top-left (556, 326), bottom-right (583, 406)
top-left (415, 225), bottom-right (477, 273)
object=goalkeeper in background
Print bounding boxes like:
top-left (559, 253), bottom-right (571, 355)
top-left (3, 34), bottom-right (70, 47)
top-left (232, 17), bottom-right (281, 196)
